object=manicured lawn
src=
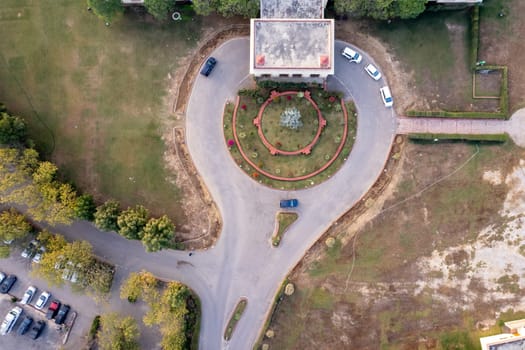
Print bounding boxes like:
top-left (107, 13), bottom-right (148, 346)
top-left (224, 88), bottom-right (357, 190)
top-left (0, 1), bottom-right (202, 221)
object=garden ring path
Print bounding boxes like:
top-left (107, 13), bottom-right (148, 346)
top-left (233, 92), bottom-right (349, 181)
top-left (48, 38), bottom-right (397, 350)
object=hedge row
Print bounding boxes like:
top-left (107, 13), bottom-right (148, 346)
top-left (470, 5), bottom-right (480, 70)
top-left (408, 133), bottom-right (509, 142)
top-left (406, 109), bottom-right (506, 119)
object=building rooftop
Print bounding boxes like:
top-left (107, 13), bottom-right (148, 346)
top-left (252, 19), bottom-right (333, 70)
top-left (260, 0), bottom-right (325, 18)
top-left (480, 319), bottom-right (525, 350)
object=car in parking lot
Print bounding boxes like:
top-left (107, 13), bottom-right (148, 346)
top-left (54, 304), bottom-right (70, 325)
top-left (0, 272), bottom-right (5, 284)
top-left (1, 306), bottom-right (22, 335)
top-left (0, 274), bottom-right (17, 294)
top-left (364, 63), bottom-right (382, 80)
top-left (380, 86), bottom-right (393, 107)
top-left (28, 320), bottom-right (45, 340)
top-left (17, 315), bottom-right (33, 335)
top-left (32, 247), bottom-right (46, 264)
top-left (21, 286), bottom-right (37, 305)
top-left (200, 56), bottom-right (217, 77)
top-left (46, 300), bottom-right (60, 319)
top-left (341, 47), bottom-right (362, 63)
top-left (21, 240), bottom-right (38, 259)
top-left (35, 291), bottom-right (50, 310)
top-left (280, 199), bottom-right (299, 208)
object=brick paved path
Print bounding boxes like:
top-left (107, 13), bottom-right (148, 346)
top-left (397, 108), bottom-right (525, 147)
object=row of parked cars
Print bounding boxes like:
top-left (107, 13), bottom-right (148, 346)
top-left (0, 272), bottom-right (71, 340)
top-left (341, 46), bottom-right (394, 108)
top-left (21, 240), bottom-right (46, 264)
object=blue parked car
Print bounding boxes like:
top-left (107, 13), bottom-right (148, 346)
top-left (280, 199), bottom-right (298, 208)
top-left (200, 57), bottom-right (217, 77)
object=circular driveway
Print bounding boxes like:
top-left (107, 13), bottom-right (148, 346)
top-left (183, 38), bottom-right (397, 349)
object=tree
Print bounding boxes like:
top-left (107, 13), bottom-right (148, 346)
top-left (75, 194), bottom-right (96, 220)
top-left (87, 0), bottom-right (123, 22)
top-left (120, 270), bottom-right (159, 302)
top-left (34, 234), bottom-right (94, 286)
top-left (98, 313), bottom-right (140, 350)
top-left (117, 205), bottom-right (149, 240)
top-left (0, 208), bottom-right (31, 243)
top-left (144, 0), bottom-right (174, 20)
top-left (0, 112), bottom-right (27, 144)
top-left (192, 0), bottom-right (259, 17)
top-left (141, 215), bottom-right (174, 252)
top-left (94, 200), bottom-right (121, 232)
top-left (335, 0), bottom-right (427, 20)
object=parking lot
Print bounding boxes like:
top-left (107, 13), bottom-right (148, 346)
top-left (0, 245), bottom-right (103, 349)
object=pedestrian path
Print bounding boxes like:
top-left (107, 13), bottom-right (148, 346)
top-left (396, 108), bottom-right (525, 147)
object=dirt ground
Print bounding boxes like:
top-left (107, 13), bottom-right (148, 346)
top-left (262, 140), bottom-right (525, 350)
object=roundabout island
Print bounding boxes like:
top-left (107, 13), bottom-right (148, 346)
top-left (224, 85), bottom-right (357, 188)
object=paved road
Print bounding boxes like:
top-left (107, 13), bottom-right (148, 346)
top-left (20, 38), bottom-right (396, 349)
top-left (397, 109), bottom-right (525, 147)
top-left (184, 38), bottom-right (396, 349)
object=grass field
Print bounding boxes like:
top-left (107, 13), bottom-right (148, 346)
top-left (0, 1), bottom-right (202, 222)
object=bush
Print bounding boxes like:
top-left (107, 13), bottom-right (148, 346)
top-left (408, 133), bottom-right (509, 143)
top-left (89, 315), bottom-right (101, 339)
top-left (406, 109), bottom-right (506, 119)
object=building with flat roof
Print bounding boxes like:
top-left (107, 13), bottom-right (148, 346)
top-left (251, 0), bottom-right (333, 82)
top-left (480, 319), bottom-right (525, 350)
top-left (260, 0), bottom-right (326, 19)
top-left (249, 18), bottom-right (334, 80)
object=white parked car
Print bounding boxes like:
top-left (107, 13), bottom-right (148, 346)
top-left (380, 86), bottom-right (393, 107)
top-left (0, 272), bottom-right (5, 284)
top-left (341, 47), bottom-right (362, 63)
top-left (32, 247), bottom-right (46, 264)
top-left (21, 286), bottom-right (37, 305)
top-left (364, 63), bottom-right (382, 80)
top-left (1, 306), bottom-right (22, 335)
top-left (35, 291), bottom-right (50, 310)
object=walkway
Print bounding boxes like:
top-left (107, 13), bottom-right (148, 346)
top-left (397, 108), bottom-right (525, 147)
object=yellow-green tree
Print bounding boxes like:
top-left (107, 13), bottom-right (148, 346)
top-left (0, 208), bottom-right (31, 243)
top-left (98, 312), bottom-right (140, 350)
top-left (120, 270), bottom-right (159, 303)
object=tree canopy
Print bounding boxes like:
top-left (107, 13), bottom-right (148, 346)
top-left (335, 0), bottom-right (427, 20)
top-left (94, 200), bottom-right (121, 232)
top-left (0, 208), bottom-right (31, 243)
top-left (141, 215), bottom-right (174, 252)
top-left (0, 112), bottom-right (27, 144)
top-left (117, 205), bottom-right (149, 240)
top-left (192, 0), bottom-right (259, 18)
top-left (98, 312), bottom-right (140, 350)
top-left (144, 0), bottom-right (174, 20)
top-left (87, 0), bottom-right (123, 22)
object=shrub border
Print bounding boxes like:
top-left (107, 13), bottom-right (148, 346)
top-left (408, 133), bottom-right (509, 142)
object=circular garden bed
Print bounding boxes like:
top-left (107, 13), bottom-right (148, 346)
top-left (223, 86), bottom-right (357, 190)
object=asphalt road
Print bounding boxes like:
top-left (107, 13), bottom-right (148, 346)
top-left (31, 38), bottom-right (396, 349)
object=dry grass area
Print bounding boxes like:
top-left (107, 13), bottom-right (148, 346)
top-left (262, 140), bottom-right (525, 349)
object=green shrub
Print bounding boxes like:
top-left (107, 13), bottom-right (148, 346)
top-left (470, 6), bottom-right (480, 70)
top-left (408, 133), bottom-right (509, 143)
top-left (89, 315), bottom-right (101, 339)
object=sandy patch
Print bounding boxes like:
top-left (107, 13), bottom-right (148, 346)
top-left (483, 170), bottom-right (502, 185)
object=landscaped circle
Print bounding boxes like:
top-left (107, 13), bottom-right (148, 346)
top-left (254, 91), bottom-right (326, 155)
top-left (223, 85), bottom-right (357, 190)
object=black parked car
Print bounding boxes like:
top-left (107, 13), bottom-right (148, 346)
top-left (28, 320), bottom-right (45, 340)
top-left (54, 304), bottom-right (70, 325)
top-left (17, 316), bottom-right (33, 335)
top-left (200, 57), bottom-right (217, 77)
top-left (0, 275), bottom-right (16, 294)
